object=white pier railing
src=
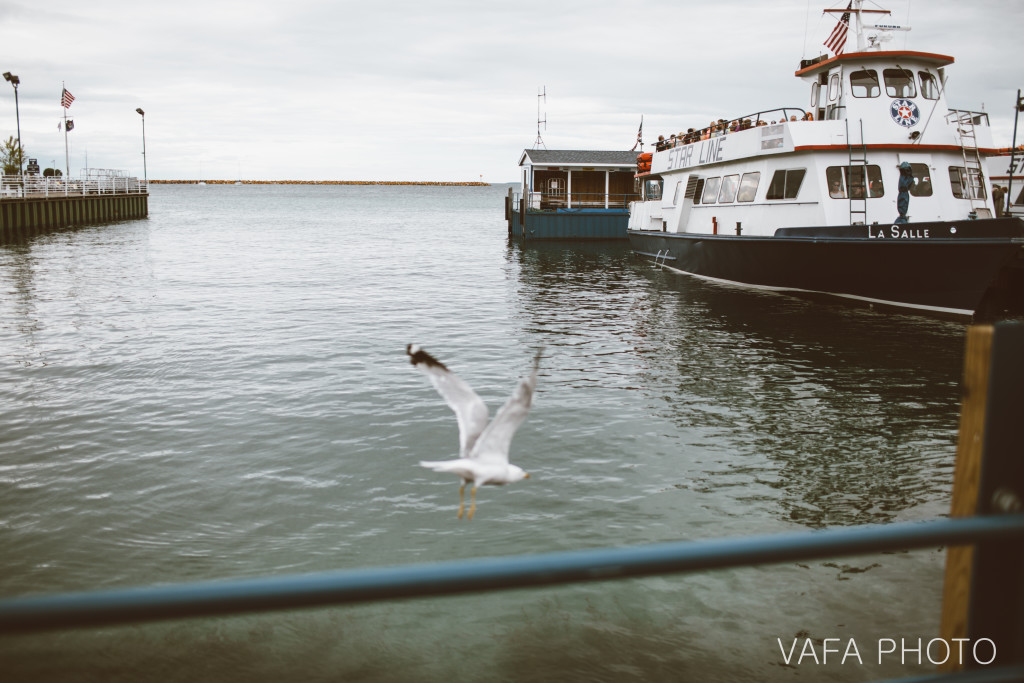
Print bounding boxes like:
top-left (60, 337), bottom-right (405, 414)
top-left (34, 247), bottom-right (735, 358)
top-left (1, 171), bottom-right (148, 199)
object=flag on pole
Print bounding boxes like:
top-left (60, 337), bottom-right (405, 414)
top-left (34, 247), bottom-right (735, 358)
top-left (631, 116), bottom-right (643, 151)
top-left (61, 87), bottom-right (75, 108)
top-left (824, 3), bottom-right (852, 56)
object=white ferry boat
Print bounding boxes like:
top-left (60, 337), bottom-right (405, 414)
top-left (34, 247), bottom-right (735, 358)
top-left (628, 1), bottom-right (1024, 320)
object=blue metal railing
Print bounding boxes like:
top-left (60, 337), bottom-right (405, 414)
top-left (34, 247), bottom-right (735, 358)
top-left (2, 514), bottom-right (1023, 635)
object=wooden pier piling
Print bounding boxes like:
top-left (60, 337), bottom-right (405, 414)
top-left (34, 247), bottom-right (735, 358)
top-left (941, 321), bottom-right (1024, 670)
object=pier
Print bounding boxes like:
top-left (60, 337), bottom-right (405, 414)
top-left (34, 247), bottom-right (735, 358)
top-left (0, 170), bottom-right (148, 240)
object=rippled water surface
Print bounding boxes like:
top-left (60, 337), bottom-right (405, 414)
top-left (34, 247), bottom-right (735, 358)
top-left (1, 184), bottom-right (969, 681)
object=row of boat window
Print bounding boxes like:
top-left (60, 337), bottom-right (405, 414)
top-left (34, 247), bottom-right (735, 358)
top-left (814, 69), bottom-right (940, 106)
top-left (665, 163), bottom-right (981, 204)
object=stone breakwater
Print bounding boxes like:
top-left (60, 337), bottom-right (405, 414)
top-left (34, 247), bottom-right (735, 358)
top-left (150, 180), bottom-right (489, 186)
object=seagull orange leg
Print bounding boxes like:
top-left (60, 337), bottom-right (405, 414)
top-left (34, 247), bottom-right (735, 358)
top-left (467, 486), bottom-right (478, 521)
top-left (457, 483), bottom-right (466, 519)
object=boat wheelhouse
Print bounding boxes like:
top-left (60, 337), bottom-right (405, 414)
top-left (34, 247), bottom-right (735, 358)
top-left (506, 149), bottom-right (641, 240)
top-left (628, 2), bottom-right (1024, 320)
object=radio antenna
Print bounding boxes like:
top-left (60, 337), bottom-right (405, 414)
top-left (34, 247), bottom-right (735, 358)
top-left (533, 86), bottom-right (547, 150)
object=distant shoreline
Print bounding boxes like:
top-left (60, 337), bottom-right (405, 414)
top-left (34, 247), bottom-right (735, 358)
top-left (149, 180), bottom-right (490, 186)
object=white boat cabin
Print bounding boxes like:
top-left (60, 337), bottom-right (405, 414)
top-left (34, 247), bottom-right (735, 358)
top-left (630, 41), bottom-right (1000, 237)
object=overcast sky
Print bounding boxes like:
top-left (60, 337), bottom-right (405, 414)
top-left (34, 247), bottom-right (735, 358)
top-left (2, 0), bottom-right (1021, 182)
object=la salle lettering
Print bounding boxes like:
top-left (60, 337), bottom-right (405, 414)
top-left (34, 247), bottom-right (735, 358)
top-left (868, 225), bottom-right (931, 239)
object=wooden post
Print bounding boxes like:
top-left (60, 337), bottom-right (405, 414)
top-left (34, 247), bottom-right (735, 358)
top-left (941, 322), bottom-right (1024, 670)
top-left (941, 324), bottom-right (993, 669)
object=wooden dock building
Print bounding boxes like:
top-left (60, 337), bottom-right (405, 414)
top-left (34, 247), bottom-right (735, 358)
top-left (505, 150), bottom-right (641, 240)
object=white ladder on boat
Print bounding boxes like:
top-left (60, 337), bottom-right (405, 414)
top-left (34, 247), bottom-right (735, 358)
top-left (846, 118), bottom-right (868, 225)
top-left (947, 110), bottom-right (989, 218)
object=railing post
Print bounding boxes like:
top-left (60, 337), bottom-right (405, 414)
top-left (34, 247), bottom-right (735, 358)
top-left (941, 322), bottom-right (1024, 670)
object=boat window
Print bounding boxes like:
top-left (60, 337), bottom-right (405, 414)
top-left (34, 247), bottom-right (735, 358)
top-left (948, 166), bottom-right (986, 200)
top-left (884, 69), bottom-right (916, 98)
top-left (701, 177), bottom-right (722, 204)
top-left (645, 179), bottom-right (663, 201)
top-left (766, 169), bottom-right (806, 200)
top-left (919, 72), bottom-right (940, 100)
top-left (908, 163), bottom-right (933, 197)
top-left (737, 172), bottom-right (760, 202)
top-left (672, 180), bottom-right (684, 205)
top-left (718, 175), bottom-right (740, 203)
top-left (810, 82), bottom-right (820, 108)
top-left (850, 70), bottom-right (880, 98)
top-left (826, 167), bottom-right (846, 198)
top-left (826, 165), bottom-right (885, 198)
top-left (828, 73), bottom-right (840, 101)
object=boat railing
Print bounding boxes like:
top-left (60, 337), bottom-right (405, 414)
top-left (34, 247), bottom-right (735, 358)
top-left (513, 191), bottom-right (638, 212)
top-left (2, 322), bottom-right (1024, 682)
top-left (948, 109), bottom-right (991, 128)
top-left (654, 107), bottom-right (809, 150)
top-left (0, 173), bottom-right (148, 199)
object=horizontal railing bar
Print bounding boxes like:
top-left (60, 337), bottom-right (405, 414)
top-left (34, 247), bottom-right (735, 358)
top-left (2, 514), bottom-right (1023, 635)
top-left (877, 665), bottom-right (1024, 683)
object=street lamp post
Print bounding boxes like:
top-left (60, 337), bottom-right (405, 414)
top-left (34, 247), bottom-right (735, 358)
top-left (136, 108), bottom-right (147, 185)
top-left (3, 71), bottom-right (22, 178)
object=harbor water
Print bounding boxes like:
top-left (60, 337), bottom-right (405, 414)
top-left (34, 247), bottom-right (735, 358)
top-left (0, 183), bottom-right (968, 681)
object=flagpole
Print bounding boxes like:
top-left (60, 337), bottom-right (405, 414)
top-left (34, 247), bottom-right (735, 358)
top-left (62, 82), bottom-right (70, 178)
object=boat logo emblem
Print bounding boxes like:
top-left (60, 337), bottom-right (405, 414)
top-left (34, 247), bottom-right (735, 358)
top-left (890, 99), bottom-right (921, 128)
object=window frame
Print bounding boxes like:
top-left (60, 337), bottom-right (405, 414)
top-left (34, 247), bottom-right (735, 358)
top-left (919, 71), bottom-right (940, 100)
top-left (828, 73), bottom-right (841, 102)
top-left (883, 68), bottom-right (917, 98)
top-left (737, 172), bottom-right (760, 203)
top-left (718, 174), bottom-right (740, 203)
top-left (766, 168), bottom-right (807, 200)
top-left (908, 163), bottom-right (933, 197)
top-left (850, 69), bottom-right (880, 98)
top-left (948, 166), bottom-right (986, 200)
top-left (826, 165), bottom-right (885, 199)
top-left (701, 177), bottom-right (722, 204)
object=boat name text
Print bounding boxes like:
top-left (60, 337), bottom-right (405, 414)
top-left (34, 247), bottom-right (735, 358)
top-left (665, 138), bottom-right (727, 170)
top-left (869, 225), bottom-right (931, 239)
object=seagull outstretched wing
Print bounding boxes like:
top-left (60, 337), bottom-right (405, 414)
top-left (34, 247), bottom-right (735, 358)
top-left (406, 344), bottom-right (489, 457)
top-left (470, 348), bottom-right (542, 466)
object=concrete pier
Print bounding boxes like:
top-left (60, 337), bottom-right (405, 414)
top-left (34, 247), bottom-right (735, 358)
top-left (0, 193), bottom-right (148, 240)
top-left (0, 171), bottom-right (149, 240)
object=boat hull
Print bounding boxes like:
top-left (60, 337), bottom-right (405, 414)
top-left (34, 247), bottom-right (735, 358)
top-left (629, 218), bottom-right (1024, 320)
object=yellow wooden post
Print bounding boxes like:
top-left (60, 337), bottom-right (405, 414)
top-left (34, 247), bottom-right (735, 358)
top-left (940, 324), bottom-right (994, 669)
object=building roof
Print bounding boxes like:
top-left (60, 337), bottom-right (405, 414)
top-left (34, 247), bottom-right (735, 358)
top-left (518, 149), bottom-right (640, 168)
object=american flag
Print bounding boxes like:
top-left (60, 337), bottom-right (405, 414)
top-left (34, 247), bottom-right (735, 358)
top-left (631, 116), bottom-right (643, 151)
top-left (61, 87), bottom-right (75, 109)
top-left (824, 3), bottom-right (852, 56)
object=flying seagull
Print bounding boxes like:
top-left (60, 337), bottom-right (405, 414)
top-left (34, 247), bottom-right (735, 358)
top-left (407, 344), bottom-right (541, 520)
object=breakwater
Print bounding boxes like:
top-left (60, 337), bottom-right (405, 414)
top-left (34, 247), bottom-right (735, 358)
top-left (150, 179), bottom-right (489, 186)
